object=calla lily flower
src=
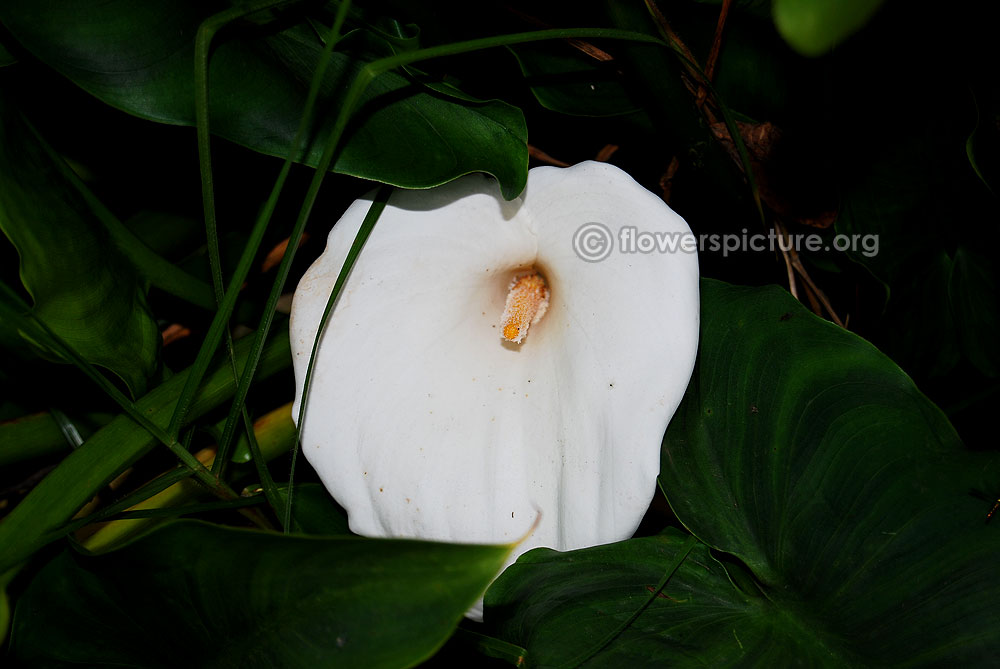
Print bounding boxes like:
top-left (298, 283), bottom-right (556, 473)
top-left (290, 161), bottom-right (699, 620)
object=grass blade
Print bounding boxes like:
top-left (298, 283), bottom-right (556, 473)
top-left (0, 327), bottom-right (290, 573)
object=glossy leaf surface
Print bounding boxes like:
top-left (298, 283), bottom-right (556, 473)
top-left (0, 98), bottom-right (159, 396)
top-left (658, 279), bottom-right (1000, 664)
top-left (487, 530), bottom-right (847, 666)
top-left (0, 1), bottom-right (529, 198)
top-left (10, 521), bottom-right (512, 668)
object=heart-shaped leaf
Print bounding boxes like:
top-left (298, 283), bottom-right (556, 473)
top-left (10, 521), bottom-right (513, 667)
top-left (486, 529), bottom-right (850, 666)
top-left (658, 279), bottom-right (1000, 663)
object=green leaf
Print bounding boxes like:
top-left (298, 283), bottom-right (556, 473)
top-left (0, 329), bottom-right (291, 574)
top-left (656, 279), bottom-right (1000, 663)
top-left (507, 43), bottom-right (639, 117)
top-left (487, 529), bottom-right (856, 666)
top-left (10, 521), bottom-right (512, 668)
top-left (0, 97), bottom-right (160, 396)
top-left (0, 1), bottom-right (529, 199)
top-left (773, 0), bottom-right (886, 57)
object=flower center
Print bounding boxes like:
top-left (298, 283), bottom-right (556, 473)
top-left (500, 271), bottom-right (550, 343)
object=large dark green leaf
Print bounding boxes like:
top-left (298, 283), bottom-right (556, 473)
top-left (487, 530), bottom-right (851, 666)
top-left (0, 1), bottom-right (529, 199)
top-left (0, 97), bottom-right (160, 396)
top-left (655, 279), bottom-right (1000, 663)
top-left (9, 521), bottom-right (512, 668)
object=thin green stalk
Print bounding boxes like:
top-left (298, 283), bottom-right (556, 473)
top-left (0, 290), bottom-right (246, 503)
top-left (82, 403), bottom-right (296, 553)
top-left (194, 0), bottom-right (304, 303)
top-left (0, 328), bottom-right (291, 573)
top-left (209, 0), bottom-right (351, 483)
top-left (199, 2), bottom-right (353, 528)
top-left (284, 186), bottom-right (390, 532)
top-left (169, 0), bottom-right (348, 453)
top-left (108, 496), bottom-right (265, 521)
top-left (192, 0), bottom-right (312, 522)
top-left (55, 468), bottom-right (196, 540)
top-left (0, 286), bottom-right (166, 446)
top-left (58, 465), bottom-right (272, 552)
top-left (366, 28), bottom-right (662, 72)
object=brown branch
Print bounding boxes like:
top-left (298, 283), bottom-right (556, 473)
top-left (502, 5), bottom-right (614, 62)
top-left (696, 0), bottom-right (733, 108)
top-left (659, 156), bottom-right (681, 203)
top-left (704, 0), bottom-right (732, 81)
top-left (528, 144), bottom-right (571, 167)
top-left (777, 235), bottom-right (798, 299)
top-left (595, 144), bottom-right (620, 162)
top-left (774, 220), bottom-right (845, 326)
top-left (800, 279), bottom-right (823, 317)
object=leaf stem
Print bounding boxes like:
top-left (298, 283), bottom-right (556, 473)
top-left (207, 0), bottom-right (355, 527)
top-left (286, 186), bottom-right (390, 532)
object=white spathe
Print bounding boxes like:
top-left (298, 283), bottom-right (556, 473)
top-left (290, 161), bottom-right (699, 620)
